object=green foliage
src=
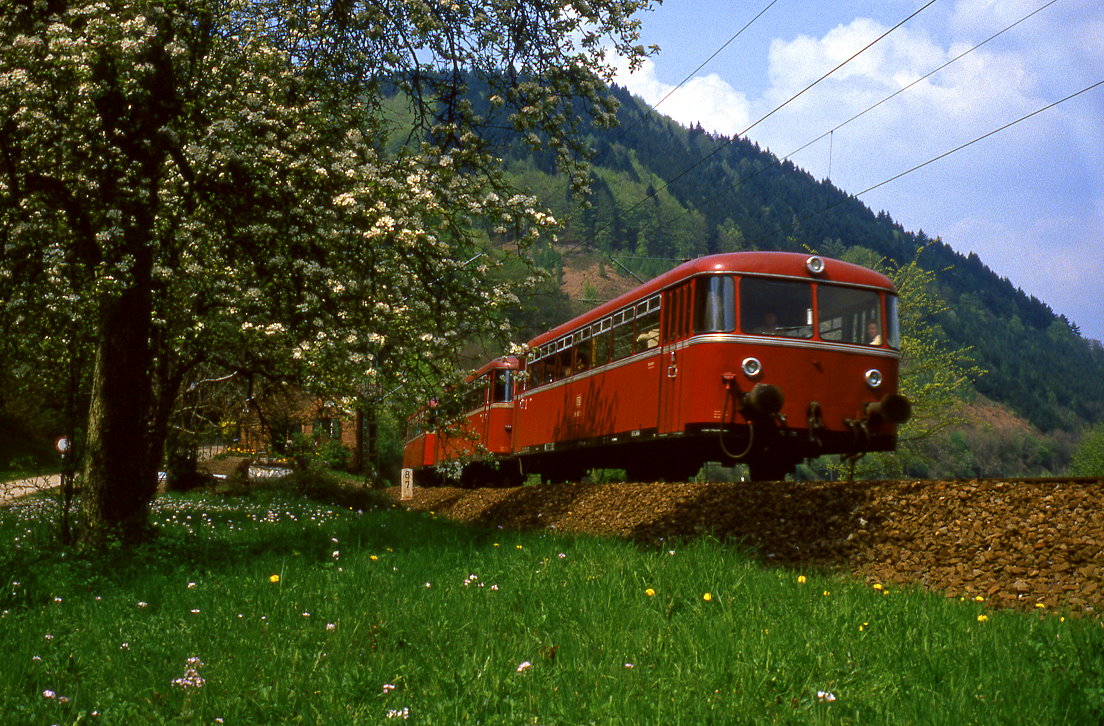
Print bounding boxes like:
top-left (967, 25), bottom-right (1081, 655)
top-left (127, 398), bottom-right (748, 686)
top-left (503, 85), bottom-right (1104, 436)
top-left (283, 433), bottom-right (352, 472)
top-left (892, 252), bottom-right (986, 438)
top-left (0, 0), bottom-right (658, 543)
top-left (2, 492), bottom-right (1103, 723)
top-left (1070, 424), bottom-right (1104, 477)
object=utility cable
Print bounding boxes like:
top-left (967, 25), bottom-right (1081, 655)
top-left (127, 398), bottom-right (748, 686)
top-left (563, 0), bottom-right (938, 262)
top-left (853, 76), bottom-right (1104, 199)
top-left (551, 0), bottom-right (780, 280)
top-left (578, 0), bottom-right (1064, 272)
top-left (647, 0), bottom-right (780, 115)
top-left (782, 0), bottom-right (1062, 164)
top-left (635, 0), bottom-right (939, 207)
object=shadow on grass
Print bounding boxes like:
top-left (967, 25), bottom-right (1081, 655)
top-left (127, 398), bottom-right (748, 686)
top-left (0, 470), bottom-right (442, 610)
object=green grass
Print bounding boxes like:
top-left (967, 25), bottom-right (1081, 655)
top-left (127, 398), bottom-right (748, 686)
top-left (2, 480), bottom-right (1103, 725)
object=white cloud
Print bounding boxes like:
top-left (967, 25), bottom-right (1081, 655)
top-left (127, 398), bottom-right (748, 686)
top-left (611, 4), bottom-right (1104, 338)
top-left (610, 56), bottom-right (752, 137)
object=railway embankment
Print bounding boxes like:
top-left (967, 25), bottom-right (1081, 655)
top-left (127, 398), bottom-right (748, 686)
top-left (390, 477), bottom-right (1104, 615)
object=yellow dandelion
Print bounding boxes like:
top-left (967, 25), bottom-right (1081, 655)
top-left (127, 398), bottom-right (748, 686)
top-left (269, 574), bottom-right (280, 583)
top-left (702, 592), bottom-right (712, 602)
top-left (516, 545), bottom-right (523, 550)
top-left (872, 583), bottom-right (883, 590)
top-left (797, 575), bottom-right (807, 584)
top-left (974, 595), bottom-right (985, 602)
top-left (822, 590), bottom-right (831, 597)
top-left (493, 543), bottom-right (500, 547)
top-left (645, 588), bottom-right (656, 597)
top-left (369, 555), bottom-right (379, 561)
top-left (977, 614), bottom-right (989, 623)
top-left (859, 622), bottom-right (868, 631)
top-left (1034, 603), bottom-right (1046, 609)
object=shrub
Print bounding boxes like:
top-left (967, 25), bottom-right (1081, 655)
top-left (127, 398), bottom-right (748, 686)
top-left (1070, 423), bottom-right (1104, 477)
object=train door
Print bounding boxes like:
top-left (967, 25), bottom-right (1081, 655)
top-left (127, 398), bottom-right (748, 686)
top-left (659, 282), bottom-right (692, 434)
top-left (464, 376), bottom-right (489, 458)
top-left (618, 295), bottom-right (662, 434)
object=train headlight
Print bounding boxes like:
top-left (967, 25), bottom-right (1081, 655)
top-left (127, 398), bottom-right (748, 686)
top-left (741, 357), bottom-right (762, 378)
top-left (864, 368), bottom-right (883, 389)
top-left (805, 256), bottom-right (826, 275)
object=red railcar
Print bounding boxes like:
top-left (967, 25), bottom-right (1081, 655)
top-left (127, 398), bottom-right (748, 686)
top-left (403, 252), bottom-right (910, 484)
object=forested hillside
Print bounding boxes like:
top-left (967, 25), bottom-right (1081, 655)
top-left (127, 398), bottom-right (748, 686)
top-left (502, 84), bottom-right (1104, 440)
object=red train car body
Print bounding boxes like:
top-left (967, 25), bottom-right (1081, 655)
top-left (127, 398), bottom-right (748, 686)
top-left (403, 252), bottom-right (910, 484)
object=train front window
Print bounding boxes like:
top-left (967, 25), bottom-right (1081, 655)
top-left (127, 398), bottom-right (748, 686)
top-left (694, 275), bottom-right (735, 333)
top-left (740, 278), bottom-right (813, 338)
top-left (818, 286), bottom-right (882, 345)
top-left (491, 370), bottom-right (513, 403)
top-left (886, 295), bottom-right (901, 350)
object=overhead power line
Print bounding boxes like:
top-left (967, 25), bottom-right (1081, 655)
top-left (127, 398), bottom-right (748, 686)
top-left (546, 0), bottom-right (779, 282)
top-left (782, 0), bottom-right (1062, 164)
top-left (574, 0), bottom-right (1064, 274)
top-left (603, 0), bottom-right (939, 235)
top-left (854, 77), bottom-right (1104, 199)
top-left (619, 0), bottom-right (1066, 248)
top-left (647, 0), bottom-right (780, 115)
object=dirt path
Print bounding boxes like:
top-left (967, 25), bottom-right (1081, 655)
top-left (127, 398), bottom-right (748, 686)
top-left (0, 473), bottom-right (60, 505)
top-left (389, 477), bottom-right (1104, 615)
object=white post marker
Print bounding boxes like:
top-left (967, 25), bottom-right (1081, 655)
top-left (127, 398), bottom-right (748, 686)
top-left (400, 468), bottom-right (414, 500)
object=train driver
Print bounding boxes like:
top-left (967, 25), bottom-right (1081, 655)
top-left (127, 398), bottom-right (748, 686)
top-left (753, 311), bottom-right (779, 335)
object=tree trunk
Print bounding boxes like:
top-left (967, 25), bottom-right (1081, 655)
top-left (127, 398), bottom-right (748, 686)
top-left (78, 282), bottom-right (158, 548)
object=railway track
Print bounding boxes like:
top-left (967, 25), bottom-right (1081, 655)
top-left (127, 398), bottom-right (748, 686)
top-left (391, 476), bottom-right (1104, 615)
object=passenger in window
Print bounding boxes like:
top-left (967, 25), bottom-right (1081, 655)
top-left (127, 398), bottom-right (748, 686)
top-left (753, 311), bottom-right (779, 335)
top-left (867, 321), bottom-right (883, 346)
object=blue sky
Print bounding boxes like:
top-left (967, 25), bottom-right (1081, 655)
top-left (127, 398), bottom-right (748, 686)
top-left (609, 0), bottom-right (1104, 340)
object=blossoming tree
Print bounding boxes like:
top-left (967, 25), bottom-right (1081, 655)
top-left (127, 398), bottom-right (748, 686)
top-left (0, 0), bottom-right (654, 546)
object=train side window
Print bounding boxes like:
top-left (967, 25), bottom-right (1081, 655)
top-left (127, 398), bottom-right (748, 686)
top-left (528, 357), bottom-right (543, 388)
top-left (572, 328), bottom-right (591, 373)
top-left (694, 275), bottom-right (735, 333)
top-left (551, 338), bottom-right (572, 381)
top-left (663, 283), bottom-right (693, 342)
top-left (464, 376), bottom-right (487, 412)
top-left (818, 285), bottom-right (882, 345)
top-left (635, 297), bottom-right (661, 351)
top-left (592, 318), bottom-right (613, 366)
top-left (740, 278), bottom-right (813, 338)
top-left (612, 308), bottom-right (635, 359)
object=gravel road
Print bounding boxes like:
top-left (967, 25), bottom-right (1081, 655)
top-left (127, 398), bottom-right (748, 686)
top-left (389, 477), bottom-right (1104, 615)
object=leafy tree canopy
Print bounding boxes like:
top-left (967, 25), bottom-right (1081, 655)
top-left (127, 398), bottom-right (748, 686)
top-left (1070, 424), bottom-right (1104, 477)
top-left (0, 0), bottom-right (656, 545)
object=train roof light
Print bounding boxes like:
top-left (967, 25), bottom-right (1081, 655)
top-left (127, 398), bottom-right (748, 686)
top-left (805, 256), bottom-right (826, 276)
top-left (865, 369), bottom-right (883, 389)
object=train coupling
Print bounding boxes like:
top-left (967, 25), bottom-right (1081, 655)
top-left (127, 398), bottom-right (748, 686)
top-left (863, 393), bottom-right (912, 425)
top-left (722, 372), bottom-right (784, 417)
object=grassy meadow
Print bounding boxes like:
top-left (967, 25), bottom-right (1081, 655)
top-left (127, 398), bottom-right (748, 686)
top-left (2, 477), bottom-right (1102, 725)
